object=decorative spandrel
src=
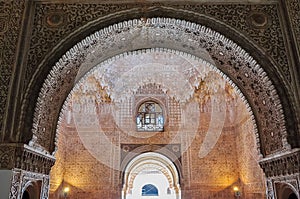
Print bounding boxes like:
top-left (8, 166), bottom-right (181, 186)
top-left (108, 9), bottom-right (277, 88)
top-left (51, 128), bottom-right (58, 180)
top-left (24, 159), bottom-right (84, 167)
top-left (136, 101), bottom-right (164, 132)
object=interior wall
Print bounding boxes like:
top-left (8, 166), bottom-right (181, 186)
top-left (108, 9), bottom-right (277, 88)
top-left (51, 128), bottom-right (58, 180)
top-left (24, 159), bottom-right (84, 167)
top-left (50, 124), bottom-right (117, 198)
top-left (49, 94), bottom-right (266, 199)
top-left (235, 99), bottom-right (266, 199)
top-left (49, 128), bottom-right (67, 198)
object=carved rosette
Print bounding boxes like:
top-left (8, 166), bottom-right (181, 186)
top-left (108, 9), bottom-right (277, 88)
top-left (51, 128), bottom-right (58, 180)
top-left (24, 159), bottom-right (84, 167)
top-left (25, 2), bottom-right (138, 85)
top-left (25, 3), bottom-right (290, 86)
top-left (177, 3), bottom-right (290, 82)
top-left (23, 5), bottom-right (294, 153)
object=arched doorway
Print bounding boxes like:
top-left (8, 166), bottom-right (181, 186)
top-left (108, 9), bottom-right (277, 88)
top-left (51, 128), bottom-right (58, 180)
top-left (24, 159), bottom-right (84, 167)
top-left (122, 152), bottom-right (181, 199)
top-left (276, 182), bottom-right (299, 199)
top-left (47, 35), bottom-right (267, 198)
top-left (21, 181), bottom-right (41, 199)
top-left (31, 17), bottom-right (286, 158)
top-left (0, 1), bottom-right (298, 199)
top-left (30, 17), bottom-right (285, 198)
top-left (22, 191), bottom-right (30, 199)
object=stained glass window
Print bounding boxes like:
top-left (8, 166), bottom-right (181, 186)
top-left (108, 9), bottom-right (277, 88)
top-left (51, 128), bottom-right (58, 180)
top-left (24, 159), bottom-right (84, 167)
top-left (136, 101), bottom-right (164, 131)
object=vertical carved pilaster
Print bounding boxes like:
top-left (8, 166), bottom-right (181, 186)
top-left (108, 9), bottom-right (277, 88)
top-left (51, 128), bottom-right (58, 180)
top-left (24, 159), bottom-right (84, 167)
top-left (9, 169), bottom-right (51, 199)
top-left (9, 169), bottom-right (22, 199)
top-left (266, 179), bottom-right (275, 199)
top-left (41, 176), bottom-right (50, 199)
top-left (0, 0), bottom-right (25, 139)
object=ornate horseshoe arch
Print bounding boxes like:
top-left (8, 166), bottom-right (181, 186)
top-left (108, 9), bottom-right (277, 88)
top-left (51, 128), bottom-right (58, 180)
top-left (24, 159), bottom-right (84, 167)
top-left (29, 17), bottom-right (287, 158)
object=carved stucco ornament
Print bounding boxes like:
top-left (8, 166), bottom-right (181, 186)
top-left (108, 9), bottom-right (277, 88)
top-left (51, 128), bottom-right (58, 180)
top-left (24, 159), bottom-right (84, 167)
top-left (0, 0), bottom-right (25, 134)
top-left (31, 18), bottom-right (287, 157)
top-left (56, 49), bottom-right (247, 169)
top-left (9, 168), bottom-right (50, 199)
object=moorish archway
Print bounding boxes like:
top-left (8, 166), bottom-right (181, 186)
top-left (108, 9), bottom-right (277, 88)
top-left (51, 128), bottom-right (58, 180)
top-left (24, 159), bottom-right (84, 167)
top-left (20, 16), bottom-right (299, 199)
top-left (30, 18), bottom-right (287, 158)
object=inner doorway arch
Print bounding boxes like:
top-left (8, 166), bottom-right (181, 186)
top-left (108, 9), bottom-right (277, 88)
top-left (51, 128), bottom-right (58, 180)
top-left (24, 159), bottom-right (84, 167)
top-left (122, 152), bottom-right (181, 199)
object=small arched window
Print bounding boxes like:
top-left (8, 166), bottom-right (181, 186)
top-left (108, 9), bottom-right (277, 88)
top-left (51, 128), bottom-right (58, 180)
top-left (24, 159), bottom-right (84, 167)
top-left (142, 184), bottom-right (159, 196)
top-left (136, 101), bottom-right (164, 132)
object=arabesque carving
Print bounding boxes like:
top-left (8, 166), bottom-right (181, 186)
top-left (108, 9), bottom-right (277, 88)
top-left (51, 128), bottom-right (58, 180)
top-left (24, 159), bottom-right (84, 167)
top-left (24, 2), bottom-right (291, 91)
top-left (176, 3), bottom-right (290, 82)
top-left (259, 149), bottom-right (300, 178)
top-left (9, 168), bottom-right (50, 199)
top-left (0, 0), bottom-right (25, 134)
top-left (0, 144), bottom-right (55, 174)
top-left (25, 2), bottom-right (138, 85)
top-left (31, 18), bottom-right (286, 158)
top-left (286, 0), bottom-right (300, 49)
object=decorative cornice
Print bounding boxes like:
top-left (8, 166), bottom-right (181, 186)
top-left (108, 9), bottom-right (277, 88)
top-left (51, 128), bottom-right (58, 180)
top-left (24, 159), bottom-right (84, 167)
top-left (259, 149), bottom-right (300, 178)
top-left (0, 144), bottom-right (55, 175)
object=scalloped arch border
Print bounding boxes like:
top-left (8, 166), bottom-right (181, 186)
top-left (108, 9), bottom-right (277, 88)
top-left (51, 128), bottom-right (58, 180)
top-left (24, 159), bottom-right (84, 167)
top-left (32, 18), bottom-right (287, 157)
